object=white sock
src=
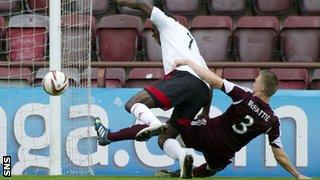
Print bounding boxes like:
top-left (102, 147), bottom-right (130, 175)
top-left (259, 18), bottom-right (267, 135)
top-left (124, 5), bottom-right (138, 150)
top-left (163, 138), bottom-right (186, 161)
top-left (130, 103), bottom-right (161, 126)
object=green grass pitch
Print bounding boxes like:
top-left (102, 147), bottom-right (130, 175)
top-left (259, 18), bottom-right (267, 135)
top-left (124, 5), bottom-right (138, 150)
top-left (2, 177), bottom-right (319, 180)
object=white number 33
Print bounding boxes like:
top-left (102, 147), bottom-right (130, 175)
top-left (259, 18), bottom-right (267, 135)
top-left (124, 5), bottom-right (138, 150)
top-left (232, 115), bottom-right (254, 134)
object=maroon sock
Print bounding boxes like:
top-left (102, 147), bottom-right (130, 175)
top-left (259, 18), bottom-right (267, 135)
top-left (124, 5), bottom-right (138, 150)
top-left (107, 124), bottom-right (148, 142)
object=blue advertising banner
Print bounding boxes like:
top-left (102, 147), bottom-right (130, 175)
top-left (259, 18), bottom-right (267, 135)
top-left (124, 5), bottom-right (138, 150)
top-left (0, 87), bottom-right (319, 177)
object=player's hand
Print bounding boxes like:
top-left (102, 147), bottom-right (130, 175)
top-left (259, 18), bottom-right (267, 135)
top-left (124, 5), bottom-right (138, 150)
top-left (172, 59), bottom-right (189, 70)
top-left (297, 174), bottom-right (311, 179)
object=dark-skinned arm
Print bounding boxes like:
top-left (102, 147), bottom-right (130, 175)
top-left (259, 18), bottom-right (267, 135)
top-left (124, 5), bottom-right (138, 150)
top-left (116, 0), bottom-right (153, 17)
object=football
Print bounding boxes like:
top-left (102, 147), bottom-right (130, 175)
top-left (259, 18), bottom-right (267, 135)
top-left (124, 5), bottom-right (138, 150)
top-left (42, 70), bottom-right (69, 96)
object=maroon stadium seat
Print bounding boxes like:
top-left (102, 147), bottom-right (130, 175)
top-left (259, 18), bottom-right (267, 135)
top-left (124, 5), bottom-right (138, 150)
top-left (0, 67), bottom-right (32, 87)
top-left (7, 14), bottom-right (49, 62)
top-left (86, 68), bottom-right (125, 88)
top-left (26, 0), bottom-right (49, 13)
top-left (234, 16), bottom-right (279, 62)
top-left (253, 0), bottom-right (292, 15)
top-left (310, 69), bottom-right (320, 90)
top-left (0, 0), bottom-right (21, 13)
top-left (125, 68), bottom-right (164, 88)
top-left (191, 16), bottom-right (233, 62)
top-left (207, 0), bottom-right (246, 15)
top-left (117, 0), bottom-right (153, 16)
top-left (163, 0), bottom-right (200, 15)
top-left (223, 68), bottom-right (260, 88)
top-left (75, 0), bottom-right (111, 14)
top-left (97, 15), bottom-right (141, 62)
top-left (142, 16), bottom-right (187, 62)
top-left (61, 14), bottom-right (97, 63)
top-left (281, 16), bottom-right (320, 62)
top-left (270, 69), bottom-right (308, 89)
top-left (300, 0), bottom-right (320, 15)
top-left (105, 68), bottom-right (126, 88)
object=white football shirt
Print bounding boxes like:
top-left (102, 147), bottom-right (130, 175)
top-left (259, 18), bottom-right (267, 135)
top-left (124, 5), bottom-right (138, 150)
top-left (150, 7), bottom-right (209, 85)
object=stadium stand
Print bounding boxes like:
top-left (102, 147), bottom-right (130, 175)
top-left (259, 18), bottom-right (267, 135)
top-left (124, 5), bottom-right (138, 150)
top-left (0, 0), bottom-right (21, 14)
top-left (234, 16), bottom-right (279, 62)
top-left (61, 14), bottom-right (97, 64)
top-left (190, 15), bottom-right (233, 62)
top-left (26, 0), bottom-right (49, 13)
top-left (310, 69), bottom-right (320, 90)
top-left (270, 68), bottom-right (309, 89)
top-left (253, 0), bottom-right (292, 16)
top-left (163, 0), bottom-right (201, 15)
top-left (0, 67), bottom-right (32, 87)
top-left (97, 15), bottom-right (141, 62)
top-left (117, 0), bottom-right (153, 16)
top-left (300, 0), bottom-right (320, 15)
top-left (207, 0), bottom-right (247, 16)
top-left (142, 16), bottom-right (187, 62)
top-left (0, 16), bottom-right (5, 59)
top-left (75, 0), bottom-right (112, 15)
top-left (125, 68), bottom-right (164, 88)
top-left (281, 16), bottom-right (320, 62)
top-left (7, 14), bottom-right (49, 62)
top-left (222, 68), bottom-right (260, 88)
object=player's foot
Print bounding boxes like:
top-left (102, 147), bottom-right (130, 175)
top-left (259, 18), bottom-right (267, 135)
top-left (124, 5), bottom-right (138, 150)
top-left (135, 123), bottom-right (167, 141)
top-left (180, 154), bottom-right (193, 179)
top-left (154, 169), bottom-right (180, 177)
top-left (94, 117), bottom-right (111, 146)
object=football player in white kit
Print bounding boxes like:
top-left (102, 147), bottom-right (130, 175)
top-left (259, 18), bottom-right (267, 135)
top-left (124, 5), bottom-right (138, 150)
top-left (95, 1), bottom-right (211, 178)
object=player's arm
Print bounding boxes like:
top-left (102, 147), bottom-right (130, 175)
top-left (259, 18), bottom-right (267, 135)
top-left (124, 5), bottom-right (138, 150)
top-left (172, 59), bottom-right (223, 89)
top-left (116, 0), bottom-right (152, 17)
top-left (271, 147), bottom-right (311, 179)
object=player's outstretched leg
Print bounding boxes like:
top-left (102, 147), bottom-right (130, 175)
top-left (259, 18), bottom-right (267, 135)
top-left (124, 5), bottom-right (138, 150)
top-left (94, 117), bottom-right (111, 146)
top-left (135, 123), bottom-right (167, 141)
top-left (180, 154), bottom-right (194, 178)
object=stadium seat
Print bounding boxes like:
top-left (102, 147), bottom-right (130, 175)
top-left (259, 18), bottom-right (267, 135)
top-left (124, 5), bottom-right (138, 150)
top-left (105, 68), bottom-right (126, 88)
top-left (117, 0), bottom-right (153, 16)
top-left (75, 0), bottom-right (111, 14)
top-left (207, 0), bottom-right (246, 15)
top-left (142, 16), bottom-right (187, 62)
top-left (125, 68), bottom-right (164, 88)
top-left (34, 68), bottom-right (80, 86)
top-left (222, 68), bottom-right (260, 88)
top-left (310, 69), bottom-right (320, 90)
top-left (97, 15), bottom-right (141, 62)
top-left (0, 0), bottom-right (21, 13)
top-left (0, 67), bottom-right (32, 87)
top-left (26, 0), bottom-right (49, 13)
top-left (190, 16), bottom-right (233, 62)
top-left (300, 0), bottom-right (320, 15)
top-left (281, 16), bottom-right (320, 62)
top-left (234, 16), bottom-right (279, 62)
top-left (163, 0), bottom-right (200, 15)
top-left (270, 69), bottom-right (308, 89)
top-left (61, 14), bottom-right (97, 64)
top-left (253, 0), bottom-right (292, 15)
top-left (7, 14), bottom-right (49, 62)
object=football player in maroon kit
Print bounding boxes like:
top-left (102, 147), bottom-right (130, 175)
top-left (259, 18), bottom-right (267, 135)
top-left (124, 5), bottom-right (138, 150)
top-left (151, 59), bottom-right (310, 179)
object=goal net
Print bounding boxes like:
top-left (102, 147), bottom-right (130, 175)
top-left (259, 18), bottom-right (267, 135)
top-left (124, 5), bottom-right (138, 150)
top-left (0, 0), bottom-right (94, 175)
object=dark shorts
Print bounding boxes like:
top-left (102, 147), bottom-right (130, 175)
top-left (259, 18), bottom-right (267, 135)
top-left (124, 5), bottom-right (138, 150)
top-left (144, 70), bottom-right (210, 130)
